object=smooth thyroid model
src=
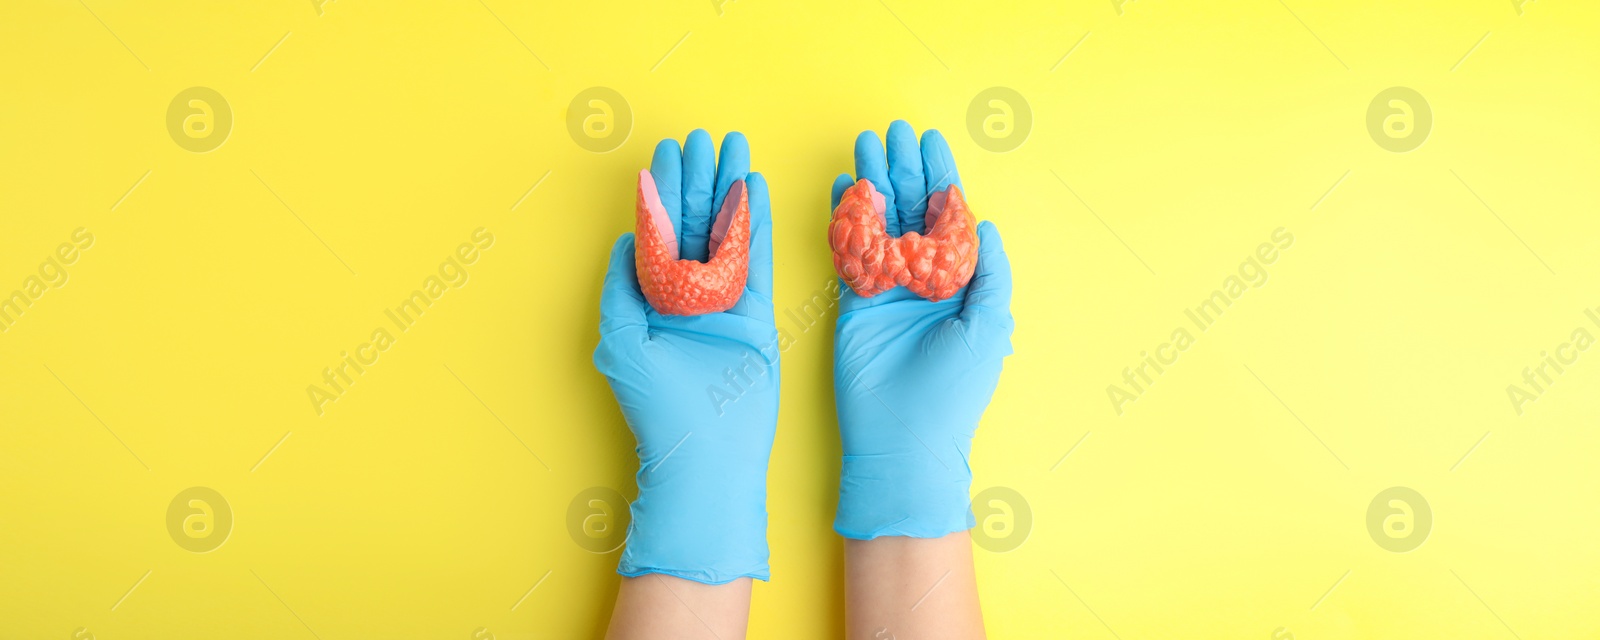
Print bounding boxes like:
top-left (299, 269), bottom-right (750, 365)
top-left (829, 179), bottom-right (978, 302)
top-left (634, 170), bottom-right (751, 316)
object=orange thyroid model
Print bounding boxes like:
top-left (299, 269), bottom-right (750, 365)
top-left (829, 179), bottom-right (978, 302)
top-left (634, 170), bottom-right (751, 316)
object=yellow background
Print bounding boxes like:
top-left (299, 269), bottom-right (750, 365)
top-left (3, 0), bottom-right (1598, 638)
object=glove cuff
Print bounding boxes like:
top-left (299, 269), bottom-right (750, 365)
top-left (833, 451), bottom-right (975, 540)
top-left (617, 461), bottom-right (770, 584)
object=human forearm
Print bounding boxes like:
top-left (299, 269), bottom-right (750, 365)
top-left (845, 532), bottom-right (984, 639)
top-left (607, 575), bottom-right (753, 640)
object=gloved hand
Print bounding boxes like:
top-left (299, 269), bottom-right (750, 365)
top-left (593, 130), bottom-right (780, 584)
top-left (829, 121), bottom-right (1014, 540)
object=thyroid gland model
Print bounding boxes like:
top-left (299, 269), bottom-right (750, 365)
top-left (829, 179), bottom-right (978, 302)
top-left (633, 170), bottom-right (750, 316)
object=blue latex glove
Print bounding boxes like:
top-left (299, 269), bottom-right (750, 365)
top-left (593, 130), bottom-right (780, 584)
top-left (829, 120), bottom-right (1015, 540)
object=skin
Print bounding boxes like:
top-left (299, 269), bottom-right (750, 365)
top-left (606, 576), bottom-right (752, 640)
top-left (846, 532), bottom-right (985, 639)
top-left (604, 534), bottom-right (985, 640)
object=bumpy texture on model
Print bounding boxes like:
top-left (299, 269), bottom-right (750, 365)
top-left (634, 170), bottom-right (750, 315)
top-left (829, 179), bottom-right (978, 301)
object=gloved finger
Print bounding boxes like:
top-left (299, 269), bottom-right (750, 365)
top-left (886, 120), bottom-right (928, 235)
top-left (920, 129), bottom-right (963, 199)
top-left (854, 130), bottom-right (899, 237)
top-left (712, 132), bottom-right (750, 215)
top-left (649, 138), bottom-right (684, 244)
top-left (831, 173), bottom-right (854, 211)
top-left (598, 234), bottom-right (651, 346)
top-left (743, 171), bottom-right (774, 303)
top-left (680, 129), bottom-right (716, 262)
top-left (959, 221), bottom-right (1014, 342)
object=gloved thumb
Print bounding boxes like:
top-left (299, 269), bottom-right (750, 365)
top-left (597, 234), bottom-right (651, 348)
top-left (959, 221), bottom-right (1015, 352)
